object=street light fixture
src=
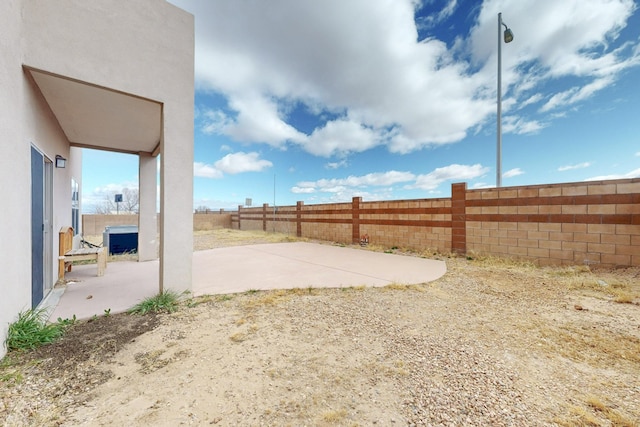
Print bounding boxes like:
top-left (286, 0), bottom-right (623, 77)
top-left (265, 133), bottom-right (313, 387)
top-left (497, 12), bottom-right (513, 187)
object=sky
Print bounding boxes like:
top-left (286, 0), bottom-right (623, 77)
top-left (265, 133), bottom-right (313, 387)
top-left (82, 0), bottom-right (640, 213)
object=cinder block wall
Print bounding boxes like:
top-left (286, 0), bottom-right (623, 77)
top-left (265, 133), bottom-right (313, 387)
top-left (300, 201), bottom-right (353, 243)
top-left (359, 198), bottom-right (452, 253)
top-left (83, 212), bottom-right (232, 235)
top-left (236, 178), bottom-right (639, 268)
top-left (267, 205), bottom-right (297, 235)
top-left (193, 212), bottom-right (232, 231)
top-left (238, 203), bottom-right (268, 231)
top-left (462, 179), bottom-right (639, 267)
top-left (82, 214), bottom-right (139, 235)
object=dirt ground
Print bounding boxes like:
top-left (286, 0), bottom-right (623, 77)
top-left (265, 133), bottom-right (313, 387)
top-left (1, 229), bottom-right (639, 426)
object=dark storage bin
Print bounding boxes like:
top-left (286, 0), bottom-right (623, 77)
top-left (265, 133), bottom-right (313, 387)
top-left (103, 225), bottom-right (138, 255)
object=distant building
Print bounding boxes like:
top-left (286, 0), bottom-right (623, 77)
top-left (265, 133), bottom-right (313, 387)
top-left (0, 0), bottom-right (194, 357)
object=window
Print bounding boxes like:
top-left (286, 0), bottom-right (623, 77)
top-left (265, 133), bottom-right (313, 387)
top-left (71, 178), bottom-right (79, 235)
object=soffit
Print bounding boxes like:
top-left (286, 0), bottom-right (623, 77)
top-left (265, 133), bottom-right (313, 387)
top-left (27, 68), bottom-right (161, 155)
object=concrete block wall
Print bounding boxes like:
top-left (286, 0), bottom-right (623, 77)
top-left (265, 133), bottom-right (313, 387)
top-left (461, 179), bottom-right (640, 267)
top-left (239, 219), bottom-right (263, 231)
top-left (267, 205), bottom-right (297, 235)
top-left (238, 197), bottom-right (450, 249)
top-left (82, 214), bottom-right (139, 235)
top-left (236, 178), bottom-right (638, 268)
top-left (237, 203), bottom-right (272, 231)
top-left (301, 222), bottom-right (352, 243)
top-left (301, 201), bottom-right (353, 244)
top-left (359, 198), bottom-right (452, 252)
top-left (193, 212), bottom-right (232, 231)
top-left (83, 212), bottom-right (232, 235)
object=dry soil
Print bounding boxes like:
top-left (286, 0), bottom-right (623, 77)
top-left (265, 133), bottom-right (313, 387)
top-left (1, 229), bottom-right (639, 426)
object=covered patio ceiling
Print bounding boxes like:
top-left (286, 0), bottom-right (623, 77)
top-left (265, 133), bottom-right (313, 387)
top-left (27, 67), bottom-right (162, 156)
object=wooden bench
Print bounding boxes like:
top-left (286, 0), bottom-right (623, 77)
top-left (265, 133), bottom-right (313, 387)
top-left (58, 226), bottom-right (106, 280)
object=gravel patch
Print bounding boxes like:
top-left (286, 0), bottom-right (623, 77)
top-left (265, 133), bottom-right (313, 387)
top-left (2, 230), bottom-right (639, 426)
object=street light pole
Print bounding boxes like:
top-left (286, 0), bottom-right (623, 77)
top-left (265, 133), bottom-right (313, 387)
top-left (497, 12), bottom-right (513, 188)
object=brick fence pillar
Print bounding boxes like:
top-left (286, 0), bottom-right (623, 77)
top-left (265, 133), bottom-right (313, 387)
top-left (262, 203), bottom-right (268, 232)
top-left (237, 205), bottom-right (242, 230)
top-left (451, 183), bottom-right (467, 255)
top-left (296, 201), bottom-right (303, 238)
top-left (352, 197), bottom-right (362, 244)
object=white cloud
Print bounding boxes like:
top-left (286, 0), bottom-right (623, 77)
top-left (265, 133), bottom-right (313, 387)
top-left (292, 171), bottom-right (416, 196)
top-left (225, 95), bottom-right (307, 147)
top-left (418, 0), bottom-right (458, 29)
top-left (291, 186), bottom-right (316, 194)
top-left (172, 0), bottom-right (495, 154)
top-left (471, 0), bottom-right (638, 73)
top-left (194, 162), bottom-right (223, 179)
top-left (301, 119), bottom-right (381, 157)
top-left (193, 197), bottom-right (241, 211)
top-left (558, 162), bottom-right (592, 172)
top-left (519, 93), bottom-right (544, 108)
top-left (92, 182), bottom-right (138, 194)
top-left (325, 159), bottom-right (348, 170)
top-left (296, 171), bottom-right (415, 193)
top-left (200, 110), bottom-right (231, 135)
top-left (472, 0), bottom-right (639, 121)
top-left (585, 168), bottom-right (640, 181)
top-left (194, 152), bottom-right (272, 179)
top-left (635, 151), bottom-right (640, 156)
top-left (502, 116), bottom-right (546, 135)
top-left (82, 181), bottom-right (139, 213)
top-left (540, 77), bottom-right (614, 112)
top-left (503, 168), bottom-right (524, 178)
top-left (173, 0), bottom-right (639, 157)
top-left (214, 152), bottom-right (273, 174)
top-left (408, 164), bottom-right (490, 191)
top-left (200, 96), bottom-right (306, 148)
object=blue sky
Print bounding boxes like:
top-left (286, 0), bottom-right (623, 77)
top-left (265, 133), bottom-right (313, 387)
top-left (82, 0), bottom-right (640, 212)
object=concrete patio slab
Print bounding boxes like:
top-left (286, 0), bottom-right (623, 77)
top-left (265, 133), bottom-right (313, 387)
top-left (47, 242), bottom-right (446, 322)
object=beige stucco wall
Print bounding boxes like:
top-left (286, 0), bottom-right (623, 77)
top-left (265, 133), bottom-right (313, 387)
top-left (22, 0), bottom-right (194, 103)
top-left (1, 0), bottom-right (78, 356)
top-left (0, 0), bottom-right (193, 358)
top-left (0, 0), bottom-right (29, 357)
top-left (24, 65), bottom-right (74, 296)
top-left (138, 153), bottom-right (158, 262)
top-left (22, 0), bottom-right (195, 294)
top-left (81, 213), bottom-right (233, 236)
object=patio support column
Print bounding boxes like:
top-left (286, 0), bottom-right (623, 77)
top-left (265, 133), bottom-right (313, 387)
top-left (159, 104), bottom-right (193, 294)
top-left (138, 152), bottom-right (157, 262)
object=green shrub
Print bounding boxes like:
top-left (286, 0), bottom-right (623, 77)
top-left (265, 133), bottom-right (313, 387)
top-left (6, 309), bottom-right (68, 351)
top-left (128, 291), bottom-right (180, 315)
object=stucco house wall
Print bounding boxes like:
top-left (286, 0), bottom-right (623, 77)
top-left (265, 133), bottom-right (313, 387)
top-left (0, 0), bottom-right (194, 358)
top-left (21, 0), bottom-right (195, 291)
top-left (23, 58), bottom-right (77, 287)
top-left (0, 0), bottom-right (31, 359)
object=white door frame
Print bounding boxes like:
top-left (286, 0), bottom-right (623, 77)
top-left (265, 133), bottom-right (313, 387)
top-left (43, 157), bottom-right (53, 295)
